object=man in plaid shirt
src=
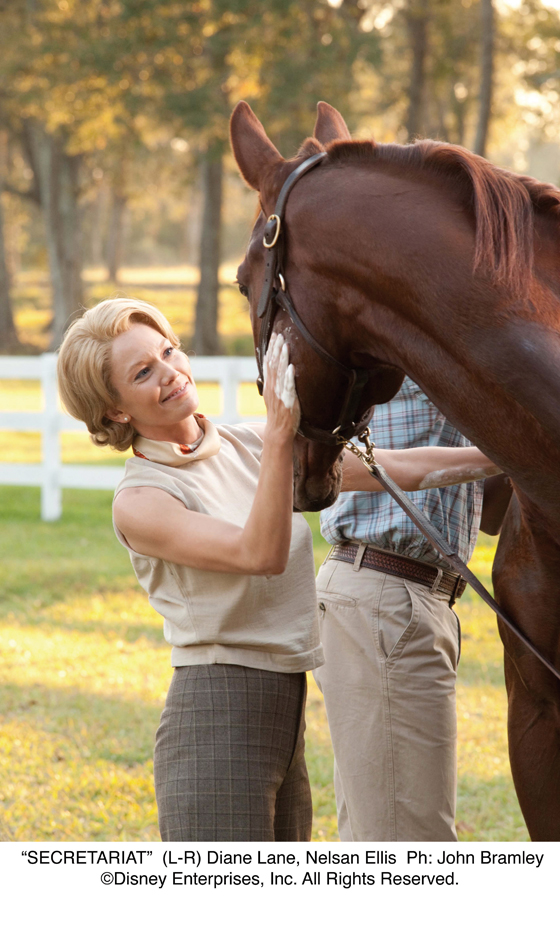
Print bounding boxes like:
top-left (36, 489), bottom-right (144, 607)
top-left (315, 376), bottom-right (491, 842)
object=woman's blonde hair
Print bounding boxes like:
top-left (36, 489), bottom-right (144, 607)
top-left (57, 298), bottom-right (181, 451)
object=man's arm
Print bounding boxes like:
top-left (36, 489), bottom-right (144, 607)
top-left (341, 446), bottom-right (502, 493)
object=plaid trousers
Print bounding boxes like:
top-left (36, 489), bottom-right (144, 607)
top-left (154, 664), bottom-right (312, 842)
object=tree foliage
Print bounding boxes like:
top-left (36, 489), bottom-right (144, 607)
top-left (0, 0), bottom-right (559, 351)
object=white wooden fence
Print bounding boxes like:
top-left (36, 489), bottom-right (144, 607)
top-left (0, 353), bottom-right (262, 521)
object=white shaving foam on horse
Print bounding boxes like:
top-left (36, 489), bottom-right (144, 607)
top-left (275, 343), bottom-right (289, 399)
top-left (264, 334), bottom-right (297, 410)
top-left (418, 464), bottom-right (502, 490)
top-left (281, 364), bottom-right (296, 410)
top-left (263, 332), bottom-right (281, 384)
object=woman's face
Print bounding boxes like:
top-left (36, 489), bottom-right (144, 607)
top-left (108, 323), bottom-right (199, 435)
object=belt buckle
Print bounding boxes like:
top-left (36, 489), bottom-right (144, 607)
top-left (430, 567), bottom-right (444, 595)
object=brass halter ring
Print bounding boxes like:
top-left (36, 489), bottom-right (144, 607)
top-left (263, 214), bottom-right (281, 249)
top-left (338, 426), bottom-right (377, 468)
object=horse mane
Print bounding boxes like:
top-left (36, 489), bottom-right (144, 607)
top-left (305, 137), bottom-right (560, 298)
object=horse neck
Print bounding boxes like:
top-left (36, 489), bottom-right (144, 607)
top-left (300, 169), bottom-right (560, 520)
top-left (368, 312), bottom-right (560, 524)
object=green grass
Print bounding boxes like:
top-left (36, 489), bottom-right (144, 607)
top-left (0, 486), bottom-right (528, 842)
top-left (0, 487), bottom-right (335, 841)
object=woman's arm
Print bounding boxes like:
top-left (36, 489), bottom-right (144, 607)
top-left (113, 333), bottom-right (300, 575)
top-left (341, 445), bottom-right (502, 492)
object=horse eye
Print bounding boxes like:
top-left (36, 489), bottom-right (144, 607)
top-left (238, 283), bottom-right (249, 298)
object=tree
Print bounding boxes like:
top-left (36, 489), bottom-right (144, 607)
top-left (0, 191), bottom-right (18, 351)
top-left (70, 0), bottom-right (380, 352)
top-left (0, 2), bottom-right (85, 347)
top-left (502, 0), bottom-right (560, 148)
top-left (194, 144), bottom-right (223, 354)
top-left (404, 0), bottom-right (430, 141)
top-left (0, 0), bottom-right (143, 346)
top-left (0, 131), bottom-right (20, 350)
top-left (20, 120), bottom-right (83, 347)
top-left (2, 0), bottom-right (552, 358)
top-left (474, 0), bottom-right (495, 157)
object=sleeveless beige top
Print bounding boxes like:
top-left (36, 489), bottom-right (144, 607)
top-left (113, 417), bottom-right (323, 673)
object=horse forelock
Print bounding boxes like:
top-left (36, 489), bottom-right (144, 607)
top-left (296, 137), bottom-right (325, 158)
top-left (324, 138), bottom-right (560, 299)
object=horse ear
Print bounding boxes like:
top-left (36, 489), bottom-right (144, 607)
top-left (313, 102), bottom-right (352, 144)
top-left (230, 101), bottom-right (284, 192)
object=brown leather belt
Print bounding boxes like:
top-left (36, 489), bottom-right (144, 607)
top-left (329, 542), bottom-right (467, 605)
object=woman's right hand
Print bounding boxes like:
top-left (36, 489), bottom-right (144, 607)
top-left (263, 332), bottom-right (301, 440)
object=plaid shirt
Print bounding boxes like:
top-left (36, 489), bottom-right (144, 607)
top-left (320, 377), bottom-right (483, 566)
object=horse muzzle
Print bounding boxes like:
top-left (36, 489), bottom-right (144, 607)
top-left (292, 438), bottom-right (343, 512)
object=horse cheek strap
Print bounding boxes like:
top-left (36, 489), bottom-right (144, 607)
top-left (252, 150), bottom-right (371, 446)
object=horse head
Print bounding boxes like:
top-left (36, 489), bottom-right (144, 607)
top-left (230, 101), bottom-right (404, 511)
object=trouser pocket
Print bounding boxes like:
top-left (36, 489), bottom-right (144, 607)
top-left (453, 610), bottom-right (461, 665)
top-left (375, 575), bottom-right (419, 661)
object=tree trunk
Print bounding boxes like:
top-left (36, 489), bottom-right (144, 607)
top-left (106, 189), bottom-right (127, 284)
top-left (0, 190), bottom-right (19, 351)
top-left (404, 0), bottom-right (429, 142)
top-left (22, 121), bottom-right (83, 349)
top-left (90, 182), bottom-right (109, 268)
top-left (194, 148), bottom-right (223, 356)
top-left (474, 0), bottom-right (495, 157)
top-left (185, 180), bottom-right (201, 267)
top-left (454, 99), bottom-right (466, 148)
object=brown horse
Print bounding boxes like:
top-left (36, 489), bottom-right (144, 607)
top-left (230, 100), bottom-right (560, 841)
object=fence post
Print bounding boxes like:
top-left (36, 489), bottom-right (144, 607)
top-left (41, 352), bottom-right (62, 521)
top-left (221, 359), bottom-right (239, 423)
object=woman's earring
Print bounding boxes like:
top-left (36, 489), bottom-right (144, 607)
top-left (123, 416), bottom-right (129, 422)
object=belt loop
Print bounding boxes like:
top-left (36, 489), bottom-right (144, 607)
top-left (430, 567), bottom-right (444, 594)
top-left (353, 541), bottom-right (368, 572)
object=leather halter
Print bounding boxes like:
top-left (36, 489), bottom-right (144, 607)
top-left (254, 152), bottom-right (372, 445)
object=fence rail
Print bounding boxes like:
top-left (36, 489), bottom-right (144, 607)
top-left (0, 353), bottom-right (262, 521)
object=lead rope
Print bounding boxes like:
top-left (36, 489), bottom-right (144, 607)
top-left (341, 428), bottom-right (560, 683)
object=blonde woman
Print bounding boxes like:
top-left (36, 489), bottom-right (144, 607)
top-left (57, 298), bottom-right (500, 842)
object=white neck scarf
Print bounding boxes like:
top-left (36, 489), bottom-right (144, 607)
top-left (132, 414), bottom-right (221, 466)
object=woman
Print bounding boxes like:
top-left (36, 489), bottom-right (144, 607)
top-left (57, 297), bottom-right (500, 842)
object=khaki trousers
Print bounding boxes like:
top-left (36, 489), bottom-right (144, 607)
top-left (314, 557), bottom-right (460, 842)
